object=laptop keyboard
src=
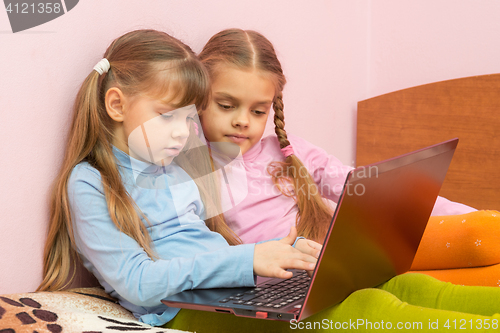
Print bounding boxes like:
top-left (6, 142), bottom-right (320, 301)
top-left (219, 271), bottom-right (311, 309)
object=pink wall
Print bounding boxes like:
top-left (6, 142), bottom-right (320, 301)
top-left (1, 0), bottom-right (499, 294)
top-left (368, 1), bottom-right (500, 97)
top-left (0, 0), bottom-right (367, 294)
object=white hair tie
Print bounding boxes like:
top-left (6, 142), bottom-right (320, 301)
top-left (93, 58), bottom-right (110, 75)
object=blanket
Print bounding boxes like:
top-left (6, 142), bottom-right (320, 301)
top-left (0, 287), bottom-right (188, 333)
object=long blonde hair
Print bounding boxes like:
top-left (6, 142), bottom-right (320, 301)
top-left (38, 29), bottom-right (238, 292)
top-left (199, 29), bottom-right (332, 242)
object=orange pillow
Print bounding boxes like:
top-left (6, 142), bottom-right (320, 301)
top-left (411, 210), bottom-right (500, 270)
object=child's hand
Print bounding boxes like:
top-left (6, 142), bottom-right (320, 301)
top-left (253, 226), bottom-right (317, 279)
top-left (295, 238), bottom-right (322, 259)
top-left (294, 238), bottom-right (322, 276)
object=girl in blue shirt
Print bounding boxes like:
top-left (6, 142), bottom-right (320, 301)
top-left (37, 29), bottom-right (318, 326)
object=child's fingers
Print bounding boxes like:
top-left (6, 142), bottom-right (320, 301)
top-left (297, 241), bottom-right (319, 258)
top-left (279, 226), bottom-right (298, 246)
top-left (282, 257), bottom-right (317, 272)
top-left (275, 259), bottom-right (316, 279)
top-left (281, 252), bottom-right (317, 268)
top-left (307, 240), bottom-right (323, 251)
top-left (295, 239), bottom-right (322, 258)
top-left (253, 239), bottom-right (317, 278)
top-left (268, 257), bottom-right (316, 279)
top-left (306, 240), bottom-right (322, 259)
top-left (274, 268), bottom-right (294, 279)
top-left (297, 252), bottom-right (318, 264)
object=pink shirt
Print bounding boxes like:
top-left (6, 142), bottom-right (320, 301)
top-left (219, 134), bottom-right (475, 244)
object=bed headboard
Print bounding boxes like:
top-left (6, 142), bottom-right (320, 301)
top-left (356, 74), bottom-right (500, 211)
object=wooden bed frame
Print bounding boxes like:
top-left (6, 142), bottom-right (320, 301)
top-left (356, 74), bottom-right (499, 211)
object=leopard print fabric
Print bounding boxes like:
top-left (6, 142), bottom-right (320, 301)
top-left (0, 288), bottom-right (187, 333)
top-left (0, 295), bottom-right (60, 333)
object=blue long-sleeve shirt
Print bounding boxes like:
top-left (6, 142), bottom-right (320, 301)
top-left (68, 147), bottom-right (256, 326)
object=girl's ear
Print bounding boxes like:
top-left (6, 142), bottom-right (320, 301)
top-left (105, 87), bottom-right (126, 122)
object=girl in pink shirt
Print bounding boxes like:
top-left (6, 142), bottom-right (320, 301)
top-left (197, 28), bottom-right (474, 245)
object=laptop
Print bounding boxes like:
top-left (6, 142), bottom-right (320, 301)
top-left (162, 138), bottom-right (459, 321)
